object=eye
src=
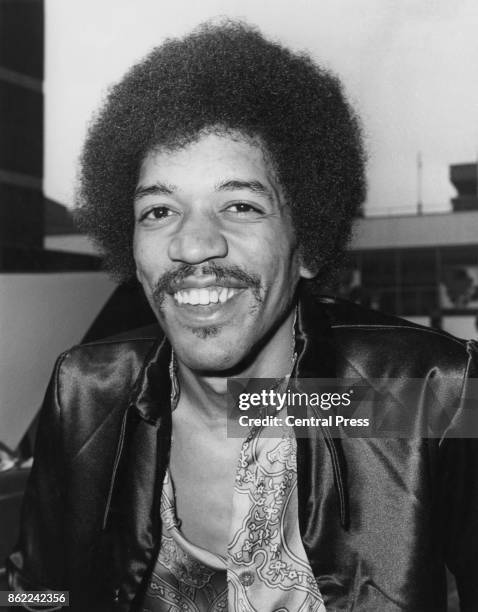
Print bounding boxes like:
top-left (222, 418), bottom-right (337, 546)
top-left (224, 202), bottom-right (265, 217)
top-left (138, 206), bottom-right (176, 223)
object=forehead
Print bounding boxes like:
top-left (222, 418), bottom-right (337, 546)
top-left (137, 132), bottom-right (280, 193)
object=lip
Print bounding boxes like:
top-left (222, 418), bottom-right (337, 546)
top-left (168, 275), bottom-right (249, 292)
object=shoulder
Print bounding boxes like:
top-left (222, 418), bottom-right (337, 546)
top-left (312, 294), bottom-right (471, 376)
top-left (306, 297), bottom-right (478, 437)
top-left (44, 325), bottom-right (165, 457)
top-left (52, 324), bottom-right (164, 405)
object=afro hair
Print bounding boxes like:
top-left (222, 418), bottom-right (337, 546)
top-left (76, 19), bottom-right (366, 287)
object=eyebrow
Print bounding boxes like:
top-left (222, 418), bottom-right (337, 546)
top-left (134, 182), bottom-right (175, 200)
top-left (215, 179), bottom-right (272, 197)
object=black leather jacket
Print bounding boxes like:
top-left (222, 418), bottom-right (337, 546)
top-left (7, 291), bottom-right (478, 611)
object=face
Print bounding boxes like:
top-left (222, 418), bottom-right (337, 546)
top-left (133, 131), bottom-right (313, 373)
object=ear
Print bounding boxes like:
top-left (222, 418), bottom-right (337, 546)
top-left (299, 254), bottom-right (318, 279)
top-left (299, 265), bottom-right (317, 279)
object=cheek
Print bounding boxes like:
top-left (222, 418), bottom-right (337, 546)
top-left (133, 248), bottom-right (149, 287)
top-left (258, 232), bottom-right (301, 280)
top-left (133, 238), bottom-right (162, 293)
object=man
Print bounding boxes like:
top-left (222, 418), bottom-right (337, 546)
top-left (8, 20), bottom-right (478, 611)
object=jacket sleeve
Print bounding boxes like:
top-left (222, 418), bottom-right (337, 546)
top-left (441, 339), bottom-right (478, 612)
top-left (7, 352), bottom-right (68, 594)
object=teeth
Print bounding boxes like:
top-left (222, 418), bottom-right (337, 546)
top-left (173, 286), bottom-right (237, 305)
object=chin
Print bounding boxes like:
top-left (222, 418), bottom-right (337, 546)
top-left (190, 325), bottom-right (220, 339)
top-left (174, 336), bottom-right (249, 374)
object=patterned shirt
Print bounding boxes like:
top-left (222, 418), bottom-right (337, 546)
top-left (142, 420), bottom-right (326, 612)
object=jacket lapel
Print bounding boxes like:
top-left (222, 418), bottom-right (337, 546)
top-left (294, 284), bottom-right (350, 538)
top-left (101, 336), bottom-right (173, 609)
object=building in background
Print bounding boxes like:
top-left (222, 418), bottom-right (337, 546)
top-left (0, 0), bottom-right (44, 253)
top-left (451, 162), bottom-right (478, 212)
top-left (0, 0), bottom-right (99, 273)
top-left (341, 163), bottom-right (478, 339)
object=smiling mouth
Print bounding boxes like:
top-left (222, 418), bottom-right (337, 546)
top-left (173, 286), bottom-right (240, 306)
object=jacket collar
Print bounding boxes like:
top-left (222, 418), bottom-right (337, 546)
top-left (295, 282), bottom-right (337, 380)
top-left (130, 335), bottom-right (172, 424)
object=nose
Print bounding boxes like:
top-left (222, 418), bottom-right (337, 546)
top-left (167, 212), bottom-right (228, 264)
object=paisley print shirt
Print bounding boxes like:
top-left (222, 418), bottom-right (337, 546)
top-left (142, 420), bottom-right (326, 612)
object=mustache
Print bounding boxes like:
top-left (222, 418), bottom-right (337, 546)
top-left (151, 263), bottom-right (262, 305)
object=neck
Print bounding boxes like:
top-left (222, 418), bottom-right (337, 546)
top-left (176, 308), bottom-right (296, 423)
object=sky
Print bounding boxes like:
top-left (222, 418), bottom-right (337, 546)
top-left (44, 0), bottom-right (478, 216)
